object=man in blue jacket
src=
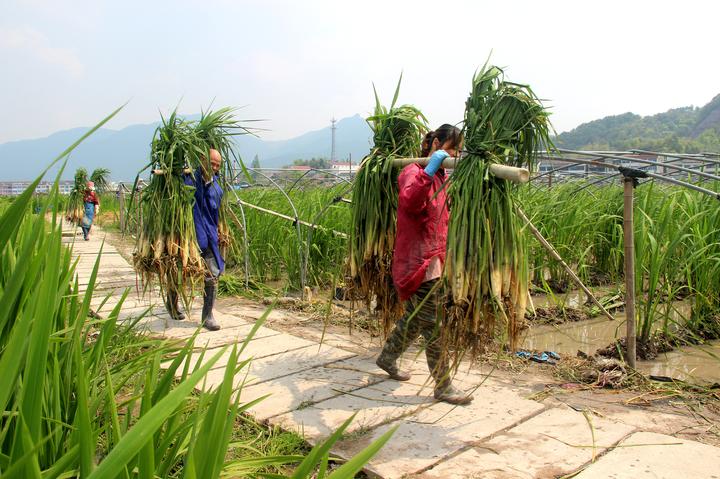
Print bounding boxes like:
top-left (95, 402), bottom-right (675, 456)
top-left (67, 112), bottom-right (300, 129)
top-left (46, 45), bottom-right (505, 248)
top-left (186, 148), bottom-right (224, 331)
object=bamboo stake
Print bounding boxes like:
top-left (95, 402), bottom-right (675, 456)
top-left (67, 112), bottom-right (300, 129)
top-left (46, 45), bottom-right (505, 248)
top-left (391, 158), bottom-right (530, 183)
top-left (235, 199), bottom-right (348, 239)
top-left (516, 207), bottom-right (615, 322)
top-left (623, 177), bottom-right (637, 368)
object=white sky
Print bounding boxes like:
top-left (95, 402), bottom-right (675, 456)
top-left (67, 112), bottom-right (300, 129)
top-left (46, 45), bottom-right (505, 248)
top-left (1, 0), bottom-right (718, 143)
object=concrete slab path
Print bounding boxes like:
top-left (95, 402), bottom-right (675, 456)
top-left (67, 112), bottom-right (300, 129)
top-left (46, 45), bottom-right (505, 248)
top-left (63, 223), bottom-right (720, 479)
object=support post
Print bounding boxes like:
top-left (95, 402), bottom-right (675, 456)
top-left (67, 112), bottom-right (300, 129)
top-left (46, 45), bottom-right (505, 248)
top-left (118, 186), bottom-right (126, 233)
top-left (622, 176), bottom-right (637, 368)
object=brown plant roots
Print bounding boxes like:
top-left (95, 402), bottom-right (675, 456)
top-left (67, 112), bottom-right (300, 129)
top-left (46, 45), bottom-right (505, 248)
top-left (349, 255), bottom-right (404, 337)
top-left (596, 311), bottom-right (720, 361)
top-left (556, 356), bottom-right (629, 389)
top-left (65, 208), bottom-right (83, 225)
top-left (441, 290), bottom-right (530, 370)
top-left (596, 335), bottom-right (674, 361)
top-left (132, 238), bottom-right (205, 309)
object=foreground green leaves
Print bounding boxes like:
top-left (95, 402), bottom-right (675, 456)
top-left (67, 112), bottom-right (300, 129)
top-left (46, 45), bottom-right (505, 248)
top-left (0, 116), bottom-right (392, 478)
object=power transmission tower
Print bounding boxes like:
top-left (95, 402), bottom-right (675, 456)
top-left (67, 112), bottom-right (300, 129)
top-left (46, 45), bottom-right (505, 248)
top-left (330, 118), bottom-right (337, 163)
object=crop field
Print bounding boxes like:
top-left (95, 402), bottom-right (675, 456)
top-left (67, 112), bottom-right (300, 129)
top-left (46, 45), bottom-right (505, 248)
top-left (221, 178), bottom-right (720, 354)
top-left (226, 182), bottom-right (351, 289)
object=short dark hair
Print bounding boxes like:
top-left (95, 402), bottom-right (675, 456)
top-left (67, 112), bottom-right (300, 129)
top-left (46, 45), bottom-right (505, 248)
top-left (420, 124), bottom-right (463, 157)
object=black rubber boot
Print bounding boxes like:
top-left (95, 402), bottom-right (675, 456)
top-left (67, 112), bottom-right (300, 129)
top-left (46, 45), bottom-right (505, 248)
top-left (201, 280), bottom-right (220, 331)
top-left (165, 290), bottom-right (185, 321)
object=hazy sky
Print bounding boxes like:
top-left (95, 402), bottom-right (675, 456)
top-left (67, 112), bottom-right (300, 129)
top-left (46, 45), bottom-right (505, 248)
top-left (1, 0), bottom-right (718, 144)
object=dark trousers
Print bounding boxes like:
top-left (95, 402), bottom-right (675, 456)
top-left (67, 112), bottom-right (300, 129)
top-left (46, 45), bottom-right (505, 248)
top-left (380, 280), bottom-right (451, 390)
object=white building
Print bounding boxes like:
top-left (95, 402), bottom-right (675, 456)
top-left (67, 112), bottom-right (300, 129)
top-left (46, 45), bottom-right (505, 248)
top-left (0, 180), bottom-right (75, 196)
top-left (329, 161), bottom-right (359, 175)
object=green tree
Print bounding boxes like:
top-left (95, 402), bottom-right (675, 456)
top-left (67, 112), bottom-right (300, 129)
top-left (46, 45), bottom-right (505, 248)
top-left (250, 154), bottom-right (261, 182)
top-left (293, 157), bottom-right (330, 169)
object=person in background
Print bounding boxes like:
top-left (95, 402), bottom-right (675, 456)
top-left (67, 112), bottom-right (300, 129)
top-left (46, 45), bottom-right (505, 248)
top-left (81, 181), bottom-right (99, 241)
top-left (375, 124), bottom-right (474, 405)
top-left (166, 148), bottom-right (224, 331)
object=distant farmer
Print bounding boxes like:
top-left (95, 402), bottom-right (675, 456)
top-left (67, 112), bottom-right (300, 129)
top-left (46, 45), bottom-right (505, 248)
top-left (165, 148), bottom-right (224, 331)
top-left (81, 181), bottom-right (99, 241)
top-left (375, 124), bottom-right (474, 405)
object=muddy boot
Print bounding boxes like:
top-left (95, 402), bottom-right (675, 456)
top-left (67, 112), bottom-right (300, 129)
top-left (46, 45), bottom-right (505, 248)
top-left (201, 280), bottom-right (220, 331)
top-left (165, 290), bottom-right (185, 321)
top-left (375, 312), bottom-right (425, 381)
top-left (424, 330), bottom-right (472, 404)
top-left (376, 350), bottom-right (411, 381)
top-left (434, 384), bottom-right (474, 405)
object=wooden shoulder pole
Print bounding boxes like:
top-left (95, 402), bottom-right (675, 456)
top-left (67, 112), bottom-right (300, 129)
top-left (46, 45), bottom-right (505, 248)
top-left (391, 158), bottom-right (530, 184)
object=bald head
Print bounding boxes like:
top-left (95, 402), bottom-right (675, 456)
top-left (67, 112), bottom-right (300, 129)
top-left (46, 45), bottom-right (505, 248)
top-left (209, 148), bottom-right (222, 174)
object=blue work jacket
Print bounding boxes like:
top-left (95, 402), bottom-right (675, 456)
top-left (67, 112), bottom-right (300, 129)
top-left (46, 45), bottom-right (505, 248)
top-left (185, 169), bottom-right (225, 272)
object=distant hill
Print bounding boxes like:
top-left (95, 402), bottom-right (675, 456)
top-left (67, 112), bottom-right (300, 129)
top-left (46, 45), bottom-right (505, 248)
top-left (556, 94), bottom-right (720, 153)
top-left (0, 114), bottom-right (372, 181)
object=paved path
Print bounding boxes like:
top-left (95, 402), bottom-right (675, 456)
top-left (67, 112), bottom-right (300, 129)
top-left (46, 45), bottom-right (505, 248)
top-left (63, 224), bottom-right (720, 479)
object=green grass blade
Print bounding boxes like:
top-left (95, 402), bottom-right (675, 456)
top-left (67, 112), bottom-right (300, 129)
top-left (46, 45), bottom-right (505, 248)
top-left (87, 346), bottom-right (228, 479)
top-left (326, 426), bottom-right (398, 478)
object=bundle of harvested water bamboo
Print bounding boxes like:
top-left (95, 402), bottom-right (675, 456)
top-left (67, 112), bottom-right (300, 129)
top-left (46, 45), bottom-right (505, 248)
top-left (132, 108), bottom-right (248, 307)
top-left (443, 64), bottom-right (553, 361)
top-left (65, 167), bottom-right (88, 224)
top-left (348, 80), bottom-right (428, 334)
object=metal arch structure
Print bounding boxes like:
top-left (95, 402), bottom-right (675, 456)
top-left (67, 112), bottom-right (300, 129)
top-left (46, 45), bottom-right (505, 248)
top-left (302, 182), bottom-right (354, 286)
top-left (565, 153), bottom-right (720, 196)
top-left (226, 165), bottom-right (357, 297)
top-left (233, 166), bottom-right (307, 293)
top-left (530, 148), bottom-right (720, 368)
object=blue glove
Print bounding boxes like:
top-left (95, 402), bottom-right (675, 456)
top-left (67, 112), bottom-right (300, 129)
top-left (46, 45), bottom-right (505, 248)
top-left (424, 150), bottom-right (449, 177)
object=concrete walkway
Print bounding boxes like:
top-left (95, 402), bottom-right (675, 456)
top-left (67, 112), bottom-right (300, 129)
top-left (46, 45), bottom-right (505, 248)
top-left (63, 224), bottom-right (720, 479)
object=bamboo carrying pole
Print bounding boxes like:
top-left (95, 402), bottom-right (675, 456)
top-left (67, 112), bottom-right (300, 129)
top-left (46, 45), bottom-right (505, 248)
top-left (623, 177), bottom-right (637, 368)
top-left (391, 158), bottom-right (530, 184)
top-left (151, 168), bottom-right (193, 175)
top-left (516, 208), bottom-right (615, 322)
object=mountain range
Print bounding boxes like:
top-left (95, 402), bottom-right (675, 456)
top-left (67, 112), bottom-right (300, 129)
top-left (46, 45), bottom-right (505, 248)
top-left (0, 114), bottom-right (373, 181)
top-left (2, 93), bottom-right (719, 181)
top-left (555, 94), bottom-right (720, 152)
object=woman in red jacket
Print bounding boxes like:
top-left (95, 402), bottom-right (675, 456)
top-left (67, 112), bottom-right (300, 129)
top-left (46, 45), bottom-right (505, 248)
top-left (81, 181), bottom-right (100, 241)
top-left (376, 124), bottom-right (473, 405)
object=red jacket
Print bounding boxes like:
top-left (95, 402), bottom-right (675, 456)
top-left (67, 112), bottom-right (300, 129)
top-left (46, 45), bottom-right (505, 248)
top-left (83, 190), bottom-right (99, 205)
top-left (392, 164), bottom-right (449, 300)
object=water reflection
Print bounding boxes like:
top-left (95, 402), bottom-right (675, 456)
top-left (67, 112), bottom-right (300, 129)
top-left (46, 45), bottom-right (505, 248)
top-left (522, 294), bottom-right (720, 385)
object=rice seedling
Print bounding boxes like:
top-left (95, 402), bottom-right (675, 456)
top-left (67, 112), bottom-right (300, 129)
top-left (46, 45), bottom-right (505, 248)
top-left (348, 78), bottom-right (428, 333)
top-left (443, 64), bottom-right (553, 361)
